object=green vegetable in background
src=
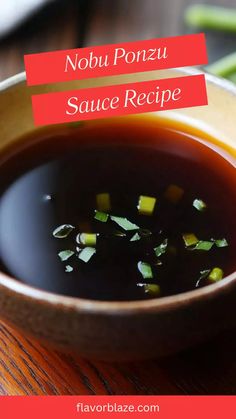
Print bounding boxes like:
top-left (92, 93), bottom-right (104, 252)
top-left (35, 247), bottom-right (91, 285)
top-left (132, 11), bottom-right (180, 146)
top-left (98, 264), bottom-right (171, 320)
top-left (228, 72), bottom-right (236, 83)
top-left (206, 52), bottom-right (236, 78)
top-left (184, 5), bottom-right (236, 83)
top-left (185, 5), bottom-right (236, 32)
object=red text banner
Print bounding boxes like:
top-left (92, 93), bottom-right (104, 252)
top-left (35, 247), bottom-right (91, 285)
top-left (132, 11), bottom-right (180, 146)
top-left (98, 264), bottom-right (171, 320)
top-left (32, 74), bottom-right (208, 126)
top-left (1, 396), bottom-right (236, 419)
top-left (25, 33), bottom-right (207, 86)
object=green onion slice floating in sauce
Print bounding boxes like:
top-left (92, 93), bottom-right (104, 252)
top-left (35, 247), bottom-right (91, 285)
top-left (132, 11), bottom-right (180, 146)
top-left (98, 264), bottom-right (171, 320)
top-left (154, 238), bottom-right (168, 257)
top-left (137, 195), bottom-right (156, 216)
top-left (65, 265), bottom-right (73, 272)
top-left (182, 233), bottom-right (199, 247)
top-left (215, 238), bottom-right (229, 247)
top-left (94, 210), bottom-right (109, 222)
top-left (110, 215), bottom-right (139, 231)
top-left (76, 233), bottom-right (97, 247)
top-left (193, 198), bottom-right (207, 212)
top-left (137, 283), bottom-right (160, 297)
top-left (53, 224), bottom-right (75, 238)
top-left (208, 267), bottom-right (224, 282)
top-left (137, 261), bottom-right (153, 279)
top-left (78, 247), bottom-right (96, 263)
top-left (58, 250), bottom-right (74, 261)
top-left (192, 241), bottom-right (214, 251)
top-left (130, 232), bottom-right (141, 242)
top-left (187, 238), bottom-right (229, 251)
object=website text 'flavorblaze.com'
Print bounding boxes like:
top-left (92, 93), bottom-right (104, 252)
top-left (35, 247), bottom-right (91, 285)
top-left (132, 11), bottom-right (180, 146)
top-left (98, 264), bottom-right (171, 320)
top-left (76, 402), bottom-right (160, 414)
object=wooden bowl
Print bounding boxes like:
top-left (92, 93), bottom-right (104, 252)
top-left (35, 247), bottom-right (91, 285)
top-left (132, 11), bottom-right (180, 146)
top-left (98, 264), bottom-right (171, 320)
top-left (0, 69), bottom-right (235, 361)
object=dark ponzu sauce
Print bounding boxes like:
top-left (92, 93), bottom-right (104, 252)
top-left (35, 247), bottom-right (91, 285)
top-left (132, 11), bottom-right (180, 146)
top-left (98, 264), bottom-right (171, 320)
top-left (0, 120), bottom-right (235, 301)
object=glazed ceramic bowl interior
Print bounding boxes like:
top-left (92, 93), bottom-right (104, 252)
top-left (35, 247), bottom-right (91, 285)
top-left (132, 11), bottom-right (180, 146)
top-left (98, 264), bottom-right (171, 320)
top-left (0, 67), bottom-right (235, 300)
top-left (0, 68), bottom-right (235, 360)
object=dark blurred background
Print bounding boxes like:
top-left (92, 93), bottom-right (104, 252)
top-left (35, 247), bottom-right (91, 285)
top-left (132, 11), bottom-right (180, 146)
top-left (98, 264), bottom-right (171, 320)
top-left (0, 0), bottom-right (236, 81)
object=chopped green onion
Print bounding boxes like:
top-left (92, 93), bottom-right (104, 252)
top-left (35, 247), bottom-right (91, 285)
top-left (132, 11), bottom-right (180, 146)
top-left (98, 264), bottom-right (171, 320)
top-left (208, 267), bottom-right (224, 282)
top-left (96, 193), bottom-right (111, 212)
top-left (58, 250), bottom-right (74, 261)
top-left (65, 265), bottom-right (73, 272)
top-left (206, 52), bottom-right (236, 78)
top-left (192, 241), bottom-right (214, 251)
top-left (53, 224), bottom-right (74, 238)
top-left (111, 215), bottom-right (139, 231)
top-left (184, 5), bottom-right (236, 32)
top-left (188, 238), bottom-right (228, 251)
top-left (94, 210), bottom-right (109, 223)
top-left (182, 233), bottom-right (199, 247)
top-left (164, 184), bottom-right (184, 204)
top-left (195, 269), bottom-right (211, 287)
top-left (137, 195), bottom-right (156, 216)
top-left (76, 233), bottom-right (97, 247)
top-left (78, 247), bottom-right (96, 263)
top-left (154, 238), bottom-right (168, 257)
top-left (137, 283), bottom-right (160, 297)
top-left (215, 238), bottom-right (229, 248)
top-left (137, 261), bottom-right (153, 279)
top-left (130, 232), bottom-right (141, 242)
top-left (193, 198), bottom-right (207, 212)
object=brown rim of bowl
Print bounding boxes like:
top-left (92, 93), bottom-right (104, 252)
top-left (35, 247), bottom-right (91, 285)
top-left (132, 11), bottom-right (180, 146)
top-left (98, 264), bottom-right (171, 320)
top-left (0, 68), bottom-right (235, 313)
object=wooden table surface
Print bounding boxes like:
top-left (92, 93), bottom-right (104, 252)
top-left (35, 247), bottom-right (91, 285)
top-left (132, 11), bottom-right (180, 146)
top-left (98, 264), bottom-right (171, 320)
top-left (0, 0), bottom-right (236, 395)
